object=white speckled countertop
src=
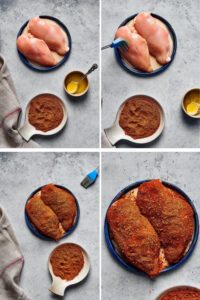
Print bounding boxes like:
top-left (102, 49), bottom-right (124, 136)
top-left (102, 0), bottom-right (200, 148)
top-left (0, 152), bottom-right (99, 300)
top-left (102, 152), bottom-right (200, 299)
top-left (0, 0), bottom-right (99, 148)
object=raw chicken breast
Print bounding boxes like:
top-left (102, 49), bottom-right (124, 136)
top-left (17, 34), bottom-right (57, 66)
top-left (28, 16), bottom-right (69, 55)
top-left (115, 26), bottom-right (153, 72)
top-left (134, 12), bottom-right (171, 65)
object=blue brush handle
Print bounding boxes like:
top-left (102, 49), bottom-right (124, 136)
top-left (88, 170), bottom-right (98, 181)
top-left (110, 38), bottom-right (125, 49)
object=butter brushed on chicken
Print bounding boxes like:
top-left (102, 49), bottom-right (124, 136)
top-left (115, 25), bottom-right (153, 72)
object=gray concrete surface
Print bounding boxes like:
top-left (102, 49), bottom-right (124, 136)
top-left (102, 152), bottom-right (200, 299)
top-left (102, 0), bottom-right (200, 148)
top-left (0, 152), bottom-right (99, 300)
top-left (0, 0), bottom-right (99, 148)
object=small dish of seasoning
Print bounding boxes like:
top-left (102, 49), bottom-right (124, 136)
top-left (64, 71), bottom-right (89, 97)
top-left (182, 88), bottom-right (200, 119)
top-left (104, 95), bottom-right (165, 146)
top-left (18, 93), bottom-right (67, 141)
top-left (48, 243), bottom-right (90, 296)
top-left (156, 286), bottom-right (200, 300)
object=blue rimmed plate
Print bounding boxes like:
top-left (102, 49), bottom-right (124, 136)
top-left (17, 15), bottom-right (72, 71)
top-left (114, 13), bottom-right (177, 76)
top-left (104, 180), bottom-right (199, 276)
top-left (25, 184), bottom-right (80, 240)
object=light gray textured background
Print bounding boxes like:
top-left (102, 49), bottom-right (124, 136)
top-left (0, 152), bottom-right (99, 300)
top-left (102, 152), bottom-right (200, 299)
top-left (0, 0), bottom-right (99, 148)
top-left (102, 0), bottom-right (200, 148)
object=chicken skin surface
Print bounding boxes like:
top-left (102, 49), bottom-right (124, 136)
top-left (115, 25), bottom-right (153, 72)
top-left (134, 12), bottom-right (171, 65)
top-left (107, 191), bottom-right (162, 278)
top-left (26, 193), bottom-right (64, 241)
top-left (41, 184), bottom-right (77, 232)
top-left (136, 179), bottom-right (194, 264)
top-left (28, 16), bottom-right (69, 55)
top-left (17, 34), bottom-right (57, 66)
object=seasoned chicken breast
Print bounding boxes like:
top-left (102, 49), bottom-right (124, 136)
top-left (136, 179), bottom-right (194, 264)
top-left (107, 191), bottom-right (162, 278)
top-left (26, 193), bottom-right (64, 241)
top-left (41, 184), bottom-right (77, 232)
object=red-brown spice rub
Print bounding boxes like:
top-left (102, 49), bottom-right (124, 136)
top-left (41, 184), bottom-right (77, 232)
top-left (136, 179), bottom-right (194, 264)
top-left (119, 98), bottom-right (160, 139)
top-left (26, 193), bottom-right (64, 241)
top-left (107, 191), bottom-right (162, 278)
top-left (28, 94), bottom-right (64, 132)
top-left (160, 289), bottom-right (200, 300)
top-left (50, 243), bottom-right (84, 281)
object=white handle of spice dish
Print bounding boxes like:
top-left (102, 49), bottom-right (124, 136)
top-left (18, 122), bottom-right (35, 142)
top-left (104, 125), bottom-right (123, 146)
top-left (49, 277), bottom-right (68, 296)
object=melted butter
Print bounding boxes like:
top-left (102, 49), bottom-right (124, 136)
top-left (184, 90), bottom-right (200, 116)
top-left (186, 102), bottom-right (199, 115)
top-left (67, 81), bottom-right (78, 94)
top-left (65, 72), bottom-right (88, 95)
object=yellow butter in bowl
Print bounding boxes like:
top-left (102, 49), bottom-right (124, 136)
top-left (64, 71), bottom-right (89, 97)
top-left (67, 81), bottom-right (78, 94)
top-left (182, 88), bottom-right (200, 119)
top-left (186, 102), bottom-right (199, 116)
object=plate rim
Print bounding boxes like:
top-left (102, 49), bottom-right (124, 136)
top-left (25, 184), bottom-right (80, 240)
top-left (104, 179), bottom-right (199, 276)
top-left (114, 13), bottom-right (177, 77)
top-left (16, 15), bottom-right (72, 71)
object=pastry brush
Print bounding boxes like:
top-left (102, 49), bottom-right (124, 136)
top-left (101, 38), bottom-right (129, 51)
top-left (80, 167), bottom-right (99, 188)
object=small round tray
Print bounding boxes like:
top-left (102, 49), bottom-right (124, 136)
top-left (25, 184), bottom-right (80, 240)
top-left (17, 15), bottom-right (72, 71)
top-left (104, 180), bottom-right (199, 276)
top-left (114, 13), bottom-right (177, 76)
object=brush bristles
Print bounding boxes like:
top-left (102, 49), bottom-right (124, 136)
top-left (80, 176), bottom-right (94, 188)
